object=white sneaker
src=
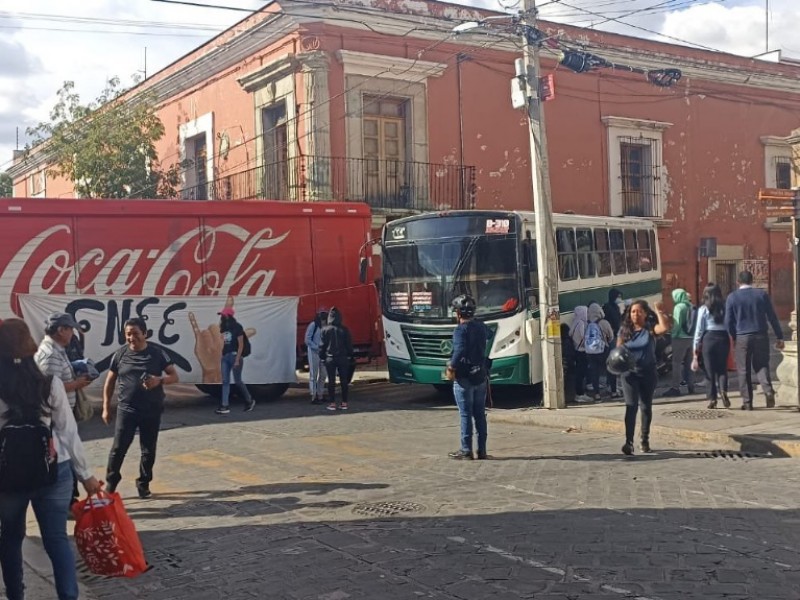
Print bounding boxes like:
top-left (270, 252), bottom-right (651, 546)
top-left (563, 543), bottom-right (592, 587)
top-left (575, 394), bottom-right (593, 403)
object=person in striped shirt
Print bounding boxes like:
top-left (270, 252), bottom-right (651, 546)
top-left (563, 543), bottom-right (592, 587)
top-left (34, 313), bottom-right (92, 409)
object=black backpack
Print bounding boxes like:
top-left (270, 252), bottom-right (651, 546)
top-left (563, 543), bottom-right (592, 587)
top-left (682, 305), bottom-right (699, 336)
top-left (241, 332), bottom-right (252, 358)
top-left (0, 420), bottom-right (58, 493)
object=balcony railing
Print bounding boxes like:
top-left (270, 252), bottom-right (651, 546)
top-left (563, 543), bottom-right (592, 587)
top-left (180, 155), bottom-right (476, 212)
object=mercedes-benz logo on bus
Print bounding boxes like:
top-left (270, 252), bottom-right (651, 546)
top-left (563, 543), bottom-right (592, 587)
top-left (440, 340), bottom-right (453, 355)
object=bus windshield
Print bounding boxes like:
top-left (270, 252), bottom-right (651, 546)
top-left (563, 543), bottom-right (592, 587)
top-left (383, 235), bottom-right (520, 322)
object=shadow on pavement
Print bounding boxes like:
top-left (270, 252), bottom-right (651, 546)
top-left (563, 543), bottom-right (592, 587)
top-left (81, 507), bottom-right (800, 599)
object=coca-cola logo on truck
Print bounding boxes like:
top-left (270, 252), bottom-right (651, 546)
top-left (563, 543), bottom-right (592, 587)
top-left (1, 223), bottom-right (291, 308)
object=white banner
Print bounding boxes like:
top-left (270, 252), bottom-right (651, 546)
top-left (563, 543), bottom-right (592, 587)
top-left (19, 295), bottom-right (298, 385)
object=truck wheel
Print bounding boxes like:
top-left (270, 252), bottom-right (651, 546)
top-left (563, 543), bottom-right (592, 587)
top-left (195, 383), bottom-right (289, 402)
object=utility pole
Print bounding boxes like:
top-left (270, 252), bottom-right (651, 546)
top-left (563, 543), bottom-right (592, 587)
top-left (519, 0), bottom-right (565, 409)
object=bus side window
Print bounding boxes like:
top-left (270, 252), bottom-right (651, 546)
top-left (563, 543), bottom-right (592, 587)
top-left (637, 229), bottom-right (652, 272)
top-left (649, 230), bottom-right (658, 270)
top-left (522, 239), bottom-right (537, 288)
top-left (576, 228), bottom-right (595, 279)
top-left (556, 228), bottom-right (578, 281)
top-left (609, 229), bottom-right (626, 274)
top-left (624, 229), bottom-right (639, 272)
top-left (595, 228), bottom-right (612, 276)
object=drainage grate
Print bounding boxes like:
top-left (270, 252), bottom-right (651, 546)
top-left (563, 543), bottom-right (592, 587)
top-left (696, 450), bottom-right (762, 460)
top-left (76, 559), bottom-right (110, 584)
top-left (667, 409), bottom-right (729, 420)
top-left (352, 501), bottom-right (426, 517)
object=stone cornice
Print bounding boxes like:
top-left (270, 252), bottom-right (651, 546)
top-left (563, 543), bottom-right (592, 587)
top-left (761, 135), bottom-right (791, 147)
top-left (238, 54), bottom-right (298, 91)
top-left (336, 50), bottom-right (447, 80)
top-left (601, 116), bottom-right (672, 131)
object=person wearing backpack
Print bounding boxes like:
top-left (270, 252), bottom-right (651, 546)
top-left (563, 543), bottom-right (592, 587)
top-left (446, 295), bottom-right (493, 460)
top-left (0, 319), bottom-right (102, 600)
top-left (320, 307), bottom-right (354, 411)
top-left (663, 288), bottom-right (695, 397)
top-left (586, 303), bottom-right (615, 401)
top-left (568, 306), bottom-right (590, 402)
top-left (304, 309), bottom-right (328, 404)
top-left (216, 306), bottom-right (255, 415)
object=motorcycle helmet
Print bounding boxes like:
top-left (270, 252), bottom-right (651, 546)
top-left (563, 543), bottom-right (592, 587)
top-left (606, 345), bottom-right (636, 376)
top-left (451, 294), bottom-right (477, 318)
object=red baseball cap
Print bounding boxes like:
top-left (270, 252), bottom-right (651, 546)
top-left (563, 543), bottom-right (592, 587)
top-left (218, 307), bottom-right (235, 317)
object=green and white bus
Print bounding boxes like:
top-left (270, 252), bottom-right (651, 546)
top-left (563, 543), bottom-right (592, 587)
top-left (377, 210), bottom-right (662, 387)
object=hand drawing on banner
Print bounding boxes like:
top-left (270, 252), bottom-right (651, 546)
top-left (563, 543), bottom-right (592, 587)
top-left (188, 296), bottom-right (257, 384)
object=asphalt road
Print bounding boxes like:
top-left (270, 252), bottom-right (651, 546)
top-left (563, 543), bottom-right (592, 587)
top-left (70, 382), bottom-right (800, 600)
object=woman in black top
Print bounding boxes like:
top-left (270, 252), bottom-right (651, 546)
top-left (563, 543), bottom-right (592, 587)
top-left (618, 300), bottom-right (670, 456)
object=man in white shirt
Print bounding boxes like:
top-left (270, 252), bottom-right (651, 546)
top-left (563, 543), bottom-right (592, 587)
top-left (34, 312), bottom-right (91, 409)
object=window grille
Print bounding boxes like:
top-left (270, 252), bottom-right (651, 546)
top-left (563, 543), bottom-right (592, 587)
top-left (619, 137), bottom-right (661, 217)
top-left (775, 156), bottom-right (793, 190)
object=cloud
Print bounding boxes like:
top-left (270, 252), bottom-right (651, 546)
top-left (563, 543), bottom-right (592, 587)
top-left (538, 0), bottom-right (799, 59)
top-left (0, 39), bottom-right (43, 79)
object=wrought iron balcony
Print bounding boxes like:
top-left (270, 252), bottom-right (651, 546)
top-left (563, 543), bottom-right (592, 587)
top-left (179, 155), bottom-right (476, 212)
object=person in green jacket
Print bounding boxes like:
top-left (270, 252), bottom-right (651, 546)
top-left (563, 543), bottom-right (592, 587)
top-left (663, 288), bottom-right (695, 397)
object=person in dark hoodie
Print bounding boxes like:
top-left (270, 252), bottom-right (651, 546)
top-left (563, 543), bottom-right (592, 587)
top-left (320, 307), bottom-right (354, 411)
top-left (603, 289), bottom-right (624, 398)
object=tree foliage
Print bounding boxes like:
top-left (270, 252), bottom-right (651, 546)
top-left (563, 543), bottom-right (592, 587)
top-left (27, 78), bottom-right (181, 199)
top-left (0, 172), bottom-right (11, 198)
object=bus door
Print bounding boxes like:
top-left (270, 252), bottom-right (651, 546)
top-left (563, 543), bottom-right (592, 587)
top-left (521, 232), bottom-right (543, 384)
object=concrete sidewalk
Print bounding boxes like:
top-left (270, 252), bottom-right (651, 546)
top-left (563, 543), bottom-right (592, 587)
top-left (490, 394), bottom-right (800, 457)
top-left (300, 363), bottom-right (800, 456)
top-left (22, 525), bottom-right (98, 600)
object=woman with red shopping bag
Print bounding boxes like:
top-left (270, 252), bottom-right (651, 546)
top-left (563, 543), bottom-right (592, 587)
top-left (0, 319), bottom-right (102, 600)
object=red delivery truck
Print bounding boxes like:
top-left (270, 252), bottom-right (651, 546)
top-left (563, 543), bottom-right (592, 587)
top-left (0, 198), bottom-right (381, 399)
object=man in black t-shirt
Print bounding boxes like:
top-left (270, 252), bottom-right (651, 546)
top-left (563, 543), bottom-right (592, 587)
top-left (102, 317), bottom-right (178, 498)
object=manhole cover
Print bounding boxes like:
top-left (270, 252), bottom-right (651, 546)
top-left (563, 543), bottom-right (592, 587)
top-left (696, 450), bottom-right (762, 460)
top-left (352, 501), bottom-right (426, 517)
top-left (667, 409), bottom-right (728, 420)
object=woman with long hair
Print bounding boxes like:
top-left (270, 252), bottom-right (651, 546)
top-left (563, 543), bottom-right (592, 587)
top-left (0, 319), bottom-right (101, 600)
top-left (216, 307), bottom-right (255, 415)
top-left (692, 283), bottom-right (730, 409)
top-left (617, 300), bottom-right (670, 455)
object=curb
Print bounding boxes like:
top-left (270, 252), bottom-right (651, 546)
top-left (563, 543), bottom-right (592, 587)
top-left (23, 537), bottom-right (99, 600)
top-left (488, 409), bottom-right (800, 458)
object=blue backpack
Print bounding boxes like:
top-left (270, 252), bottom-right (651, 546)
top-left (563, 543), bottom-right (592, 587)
top-left (584, 321), bottom-right (606, 355)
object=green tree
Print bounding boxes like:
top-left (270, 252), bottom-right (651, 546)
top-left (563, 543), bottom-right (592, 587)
top-left (0, 172), bottom-right (11, 197)
top-left (27, 78), bottom-right (181, 199)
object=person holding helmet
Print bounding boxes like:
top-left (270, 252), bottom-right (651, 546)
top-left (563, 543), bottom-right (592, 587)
top-left (446, 295), bottom-right (494, 460)
top-left (615, 299), bottom-right (670, 456)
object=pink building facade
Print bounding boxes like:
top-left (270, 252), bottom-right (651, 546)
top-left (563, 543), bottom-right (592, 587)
top-left (10, 0), bottom-right (800, 316)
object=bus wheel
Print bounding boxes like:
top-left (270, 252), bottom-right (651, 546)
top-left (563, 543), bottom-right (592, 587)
top-left (195, 383), bottom-right (289, 402)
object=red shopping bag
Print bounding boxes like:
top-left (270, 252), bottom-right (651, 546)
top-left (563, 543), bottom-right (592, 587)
top-left (72, 491), bottom-right (147, 578)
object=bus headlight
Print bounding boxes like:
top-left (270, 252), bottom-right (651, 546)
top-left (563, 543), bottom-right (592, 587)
top-left (494, 328), bottom-right (522, 353)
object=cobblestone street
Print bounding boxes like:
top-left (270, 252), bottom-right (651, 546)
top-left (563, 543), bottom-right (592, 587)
top-left (66, 383), bottom-right (800, 599)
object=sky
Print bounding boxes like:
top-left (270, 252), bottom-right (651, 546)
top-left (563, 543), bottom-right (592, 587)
top-left (2, 0), bottom-right (798, 172)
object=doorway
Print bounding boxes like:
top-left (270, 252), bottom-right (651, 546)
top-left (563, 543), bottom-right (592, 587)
top-left (714, 261), bottom-right (738, 299)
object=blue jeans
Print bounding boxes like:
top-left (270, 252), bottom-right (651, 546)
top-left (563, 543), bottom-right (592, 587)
top-left (0, 461), bottom-right (78, 600)
top-left (221, 352), bottom-right (252, 407)
top-left (453, 379), bottom-right (488, 455)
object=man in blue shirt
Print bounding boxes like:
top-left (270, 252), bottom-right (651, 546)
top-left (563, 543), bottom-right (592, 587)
top-left (446, 295), bottom-right (493, 460)
top-left (725, 270), bottom-right (784, 410)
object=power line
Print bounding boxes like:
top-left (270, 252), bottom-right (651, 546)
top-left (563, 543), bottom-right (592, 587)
top-left (552, 0), bottom-right (727, 53)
